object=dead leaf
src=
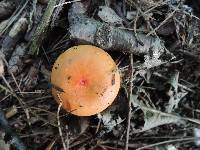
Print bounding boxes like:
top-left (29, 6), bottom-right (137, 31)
top-left (166, 71), bottom-right (188, 113)
top-left (126, 11), bottom-right (137, 20)
top-left (131, 93), bottom-right (180, 133)
top-left (8, 43), bottom-right (27, 74)
top-left (0, 133), bottom-right (10, 150)
top-left (98, 6), bottom-right (123, 25)
top-left (137, 109), bottom-right (180, 132)
top-left (98, 104), bottom-right (124, 133)
top-left (0, 140), bottom-right (10, 150)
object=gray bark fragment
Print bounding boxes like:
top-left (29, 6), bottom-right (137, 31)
top-left (68, 1), bottom-right (165, 55)
top-left (8, 43), bottom-right (27, 74)
top-left (0, 17), bottom-right (28, 59)
top-left (69, 15), bottom-right (165, 55)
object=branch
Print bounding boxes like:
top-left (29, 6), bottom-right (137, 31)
top-left (29, 0), bottom-right (60, 55)
top-left (68, 1), bottom-right (165, 55)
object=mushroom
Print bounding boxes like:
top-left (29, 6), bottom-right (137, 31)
top-left (51, 45), bottom-right (120, 116)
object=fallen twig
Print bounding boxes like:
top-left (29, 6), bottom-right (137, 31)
top-left (0, 0), bottom-right (29, 34)
top-left (125, 54), bottom-right (134, 150)
top-left (29, 0), bottom-right (60, 55)
top-left (136, 137), bottom-right (200, 150)
top-left (57, 93), bottom-right (67, 150)
top-left (68, 1), bottom-right (165, 55)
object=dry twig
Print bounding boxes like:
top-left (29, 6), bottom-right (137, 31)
top-left (136, 137), bottom-right (200, 150)
top-left (125, 54), bottom-right (134, 150)
top-left (68, 1), bottom-right (165, 55)
top-left (29, 0), bottom-right (60, 55)
top-left (57, 93), bottom-right (67, 150)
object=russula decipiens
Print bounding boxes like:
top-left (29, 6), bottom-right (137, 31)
top-left (51, 45), bottom-right (120, 116)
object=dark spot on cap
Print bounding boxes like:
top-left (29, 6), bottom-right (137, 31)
top-left (111, 68), bottom-right (117, 73)
top-left (111, 74), bottom-right (115, 85)
top-left (102, 88), bottom-right (107, 94)
top-left (67, 76), bottom-right (71, 80)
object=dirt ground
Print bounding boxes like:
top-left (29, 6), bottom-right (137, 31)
top-left (1, 0), bottom-right (200, 150)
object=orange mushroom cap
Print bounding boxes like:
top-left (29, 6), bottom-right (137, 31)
top-left (51, 45), bottom-right (120, 116)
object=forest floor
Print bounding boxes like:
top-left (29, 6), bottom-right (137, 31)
top-left (1, 0), bottom-right (200, 150)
